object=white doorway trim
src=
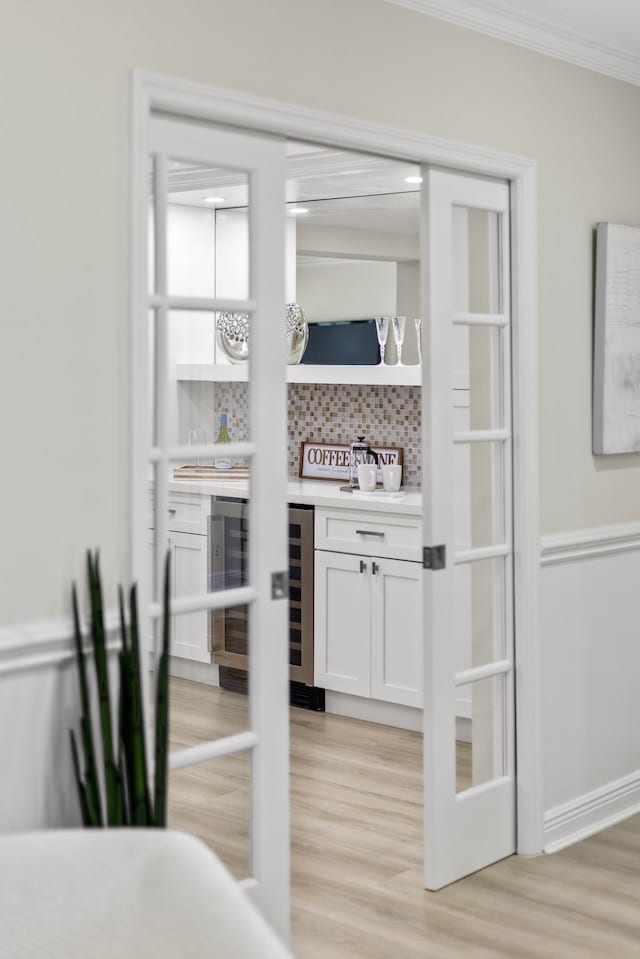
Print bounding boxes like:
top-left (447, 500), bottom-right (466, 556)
top-left (130, 70), bottom-right (542, 856)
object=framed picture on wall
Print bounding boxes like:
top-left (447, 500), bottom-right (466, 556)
top-left (593, 222), bottom-right (640, 454)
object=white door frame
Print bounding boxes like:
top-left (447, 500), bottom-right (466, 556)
top-left (131, 71), bottom-right (542, 857)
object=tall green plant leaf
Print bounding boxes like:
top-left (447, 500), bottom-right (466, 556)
top-left (88, 551), bottom-right (122, 826)
top-left (70, 731), bottom-right (93, 827)
top-left (118, 585), bottom-right (129, 653)
top-left (120, 647), bottom-right (149, 824)
top-left (71, 583), bottom-right (103, 826)
top-left (70, 549), bottom-right (173, 831)
top-left (118, 749), bottom-right (130, 826)
top-left (128, 583), bottom-right (151, 824)
top-left (79, 716), bottom-right (102, 827)
top-left (117, 585), bottom-right (132, 826)
top-left (153, 551), bottom-right (171, 827)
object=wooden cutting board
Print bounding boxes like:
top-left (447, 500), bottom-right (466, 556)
top-left (173, 466), bottom-right (250, 480)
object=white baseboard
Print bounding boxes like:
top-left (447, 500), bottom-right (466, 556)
top-left (543, 769), bottom-right (640, 853)
top-left (325, 691), bottom-right (422, 731)
top-left (169, 656), bottom-right (220, 686)
top-left (325, 691), bottom-right (472, 741)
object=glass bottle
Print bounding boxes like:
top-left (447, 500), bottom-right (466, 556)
top-left (215, 412), bottom-right (232, 470)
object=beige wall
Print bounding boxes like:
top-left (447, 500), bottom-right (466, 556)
top-left (2, 0), bottom-right (640, 623)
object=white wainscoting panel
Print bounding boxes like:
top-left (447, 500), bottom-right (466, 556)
top-left (0, 615), bottom-right (120, 832)
top-left (541, 522), bottom-right (640, 852)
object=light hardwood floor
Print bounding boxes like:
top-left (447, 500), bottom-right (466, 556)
top-left (168, 678), bottom-right (640, 958)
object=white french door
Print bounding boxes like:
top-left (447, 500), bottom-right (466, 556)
top-left (421, 168), bottom-right (515, 888)
top-left (138, 115), bottom-right (290, 938)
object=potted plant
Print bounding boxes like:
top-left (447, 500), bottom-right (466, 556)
top-left (69, 551), bottom-right (170, 827)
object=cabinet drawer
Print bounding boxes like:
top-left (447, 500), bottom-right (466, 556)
top-left (315, 508), bottom-right (422, 562)
top-left (168, 493), bottom-right (210, 534)
top-left (148, 491), bottom-right (210, 535)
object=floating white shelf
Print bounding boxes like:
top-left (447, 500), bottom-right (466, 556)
top-left (175, 363), bottom-right (423, 386)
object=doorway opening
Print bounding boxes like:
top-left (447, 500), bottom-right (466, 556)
top-left (133, 73), bottom-right (540, 944)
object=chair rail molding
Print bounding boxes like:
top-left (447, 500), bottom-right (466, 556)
top-left (0, 613), bottom-right (121, 676)
top-left (540, 521), bottom-right (640, 566)
top-left (385, 0), bottom-right (640, 87)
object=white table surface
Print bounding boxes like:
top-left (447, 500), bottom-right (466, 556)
top-left (0, 830), bottom-right (292, 958)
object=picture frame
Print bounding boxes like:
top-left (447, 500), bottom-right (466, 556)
top-left (298, 441), bottom-right (403, 482)
top-left (593, 222), bottom-right (640, 454)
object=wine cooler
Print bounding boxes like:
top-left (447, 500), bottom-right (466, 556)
top-left (208, 498), bottom-right (323, 708)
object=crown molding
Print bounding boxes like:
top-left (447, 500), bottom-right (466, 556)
top-left (386, 0), bottom-right (640, 87)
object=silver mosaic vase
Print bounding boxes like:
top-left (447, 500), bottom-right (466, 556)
top-left (216, 311), bottom-right (250, 364)
top-left (216, 303), bottom-right (309, 365)
top-left (285, 302), bottom-right (309, 365)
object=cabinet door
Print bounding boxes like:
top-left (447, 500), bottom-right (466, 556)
top-left (169, 531), bottom-right (211, 664)
top-left (314, 550), bottom-right (371, 697)
top-left (371, 557), bottom-right (422, 708)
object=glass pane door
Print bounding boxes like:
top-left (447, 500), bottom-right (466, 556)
top-left (139, 115), bottom-right (289, 938)
top-left (421, 168), bottom-right (515, 889)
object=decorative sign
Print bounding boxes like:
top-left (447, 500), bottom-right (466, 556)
top-left (299, 441), bottom-right (403, 482)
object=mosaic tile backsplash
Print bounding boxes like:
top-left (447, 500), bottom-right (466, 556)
top-left (214, 382), bottom-right (422, 488)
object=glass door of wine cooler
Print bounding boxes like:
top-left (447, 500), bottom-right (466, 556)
top-left (210, 500), bottom-right (314, 684)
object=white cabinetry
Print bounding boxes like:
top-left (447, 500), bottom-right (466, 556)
top-left (314, 508), bottom-right (423, 709)
top-left (314, 551), bottom-right (371, 697)
top-left (370, 557), bottom-right (422, 708)
top-left (149, 491), bottom-right (211, 664)
top-left (169, 531), bottom-right (210, 664)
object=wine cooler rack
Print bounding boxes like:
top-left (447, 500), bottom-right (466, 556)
top-left (209, 499), bottom-right (320, 704)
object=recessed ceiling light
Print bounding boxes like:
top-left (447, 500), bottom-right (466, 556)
top-left (404, 176), bottom-right (423, 185)
top-left (288, 206), bottom-right (309, 215)
top-left (204, 196), bottom-right (225, 204)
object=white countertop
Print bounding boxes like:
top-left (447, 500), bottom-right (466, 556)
top-left (166, 477), bottom-right (423, 516)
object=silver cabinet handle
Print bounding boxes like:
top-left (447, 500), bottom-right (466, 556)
top-left (168, 508), bottom-right (177, 514)
top-left (372, 561), bottom-right (379, 575)
top-left (355, 529), bottom-right (385, 538)
top-left (359, 560), bottom-right (367, 573)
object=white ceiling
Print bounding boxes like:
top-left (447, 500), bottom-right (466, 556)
top-left (387, 0), bottom-right (640, 85)
top-left (293, 191), bottom-right (419, 234)
top-left (168, 144), bottom-right (421, 235)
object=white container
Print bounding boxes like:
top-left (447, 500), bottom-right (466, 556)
top-left (357, 463), bottom-right (377, 491)
top-left (381, 464), bottom-right (402, 492)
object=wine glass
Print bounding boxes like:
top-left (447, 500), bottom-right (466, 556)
top-left (391, 316), bottom-right (407, 366)
top-left (188, 428), bottom-right (206, 466)
top-left (374, 316), bottom-right (390, 366)
top-left (414, 318), bottom-right (423, 366)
